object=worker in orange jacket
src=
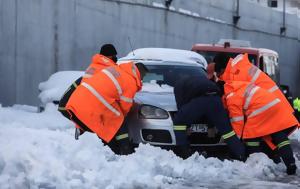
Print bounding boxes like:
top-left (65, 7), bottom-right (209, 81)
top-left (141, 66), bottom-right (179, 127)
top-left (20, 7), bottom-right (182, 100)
top-left (213, 53), bottom-right (299, 175)
top-left (223, 80), bottom-right (298, 174)
top-left (58, 44), bottom-right (147, 154)
top-left (214, 53), bottom-right (294, 114)
top-left (58, 44), bottom-right (118, 120)
top-left (65, 61), bottom-right (148, 154)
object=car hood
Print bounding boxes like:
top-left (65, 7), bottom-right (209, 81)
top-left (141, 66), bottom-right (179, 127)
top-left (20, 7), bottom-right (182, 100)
top-left (134, 91), bottom-right (177, 111)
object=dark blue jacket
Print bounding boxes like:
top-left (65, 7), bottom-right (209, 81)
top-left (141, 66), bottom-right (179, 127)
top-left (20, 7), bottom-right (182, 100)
top-left (174, 75), bottom-right (220, 109)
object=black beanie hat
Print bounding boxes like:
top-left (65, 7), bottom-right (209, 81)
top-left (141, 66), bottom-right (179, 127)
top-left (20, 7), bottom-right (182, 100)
top-left (214, 53), bottom-right (231, 73)
top-left (100, 44), bottom-right (117, 56)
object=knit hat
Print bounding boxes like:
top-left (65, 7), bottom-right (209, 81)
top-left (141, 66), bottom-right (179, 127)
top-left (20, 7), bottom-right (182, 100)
top-left (100, 44), bottom-right (117, 56)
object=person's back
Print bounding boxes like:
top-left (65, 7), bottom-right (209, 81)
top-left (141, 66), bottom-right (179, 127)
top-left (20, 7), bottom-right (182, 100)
top-left (66, 62), bottom-right (142, 142)
top-left (82, 53), bottom-right (116, 80)
top-left (215, 53), bottom-right (294, 114)
top-left (58, 44), bottom-right (118, 124)
top-left (174, 75), bottom-right (220, 109)
top-left (224, 80), bottom-right (298, 138)
top-left (173, 75), bottom-right (246, 161)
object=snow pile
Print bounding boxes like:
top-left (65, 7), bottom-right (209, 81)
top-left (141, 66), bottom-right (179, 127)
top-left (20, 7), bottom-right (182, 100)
top-left (120, 48), bottom-right (207, 68)
top-left (141, 80), bottom-right (173, 93)
top-left (38, 71), bottom-right (84, 104)
top-left (0, 103), bottom-right (71, 130)
top-left (0, 104), bottom-right (299, 188)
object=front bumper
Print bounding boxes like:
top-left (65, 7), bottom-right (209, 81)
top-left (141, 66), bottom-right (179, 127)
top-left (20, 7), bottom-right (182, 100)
top-left (127, 107), bottom-right (225, 147)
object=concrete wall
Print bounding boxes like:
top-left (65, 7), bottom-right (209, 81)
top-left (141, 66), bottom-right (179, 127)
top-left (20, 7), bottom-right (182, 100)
top-left (0, 0), bottom-right (299, 106)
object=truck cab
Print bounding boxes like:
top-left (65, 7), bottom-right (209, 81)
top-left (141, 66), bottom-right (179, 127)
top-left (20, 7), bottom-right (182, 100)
top-left (191, 39), bottom-right (280, 84)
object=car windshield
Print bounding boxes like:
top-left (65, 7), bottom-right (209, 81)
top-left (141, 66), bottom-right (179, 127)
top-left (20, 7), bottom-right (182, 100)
top-left (197, 51), bottom-right (257, 65)
top-left (143, 64), bottom-right (206, 87)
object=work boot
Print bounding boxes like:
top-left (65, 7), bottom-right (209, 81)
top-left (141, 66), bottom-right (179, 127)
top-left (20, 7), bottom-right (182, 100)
top-left (119, 143), bottom-right (134, 155)
top-left (223, 135), bottom-right (246, 162)
top-left (271, 155), bottom-right (281, 164)
top-left (286, 163), bottom-right (297, 175)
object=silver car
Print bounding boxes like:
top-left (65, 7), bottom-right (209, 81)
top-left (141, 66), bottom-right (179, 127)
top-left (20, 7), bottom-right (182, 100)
top-left (120, 48), bottom-right (226, 154)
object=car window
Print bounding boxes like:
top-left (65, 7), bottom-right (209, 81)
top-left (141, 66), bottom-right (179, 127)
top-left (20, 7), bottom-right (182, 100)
top-left (143, 64), bottom-right (206, 87)
top-left (196, 51), bottom-right (257, 64)
top-left (143, 73), bottom-right (164, 82)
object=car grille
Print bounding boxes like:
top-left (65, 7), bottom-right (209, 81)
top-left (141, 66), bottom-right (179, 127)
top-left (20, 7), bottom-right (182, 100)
top-left (142, 129), bottom-right (172, 143)
top-left (169, 111), bottom-right (222, 144)
top-left (189, 133), bottom-right (222, 144)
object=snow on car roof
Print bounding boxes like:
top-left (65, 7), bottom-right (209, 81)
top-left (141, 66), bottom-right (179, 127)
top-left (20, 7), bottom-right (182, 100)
top-left (119, 48), bottom-right (207, 68)
top-left (38, 71), bottom-right (84, 104)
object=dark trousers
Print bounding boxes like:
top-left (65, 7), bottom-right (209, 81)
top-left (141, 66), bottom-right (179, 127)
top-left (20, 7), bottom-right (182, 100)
top-left (271, 129), bottom-right (295, 167)
top-left (245, 127), bottom-right (296, 167)
top-left (244, 138), bottom-right (281, 163)
top-left (173, 96), bottom-right (246, 160)
top-left (102, 118), bottom-right (132, 155)
top-left (58, 77), bottom-right (82, 121)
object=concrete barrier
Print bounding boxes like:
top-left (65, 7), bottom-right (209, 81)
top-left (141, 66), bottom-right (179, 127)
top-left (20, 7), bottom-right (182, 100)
top-left (0, 0), bottom-right (299, 105)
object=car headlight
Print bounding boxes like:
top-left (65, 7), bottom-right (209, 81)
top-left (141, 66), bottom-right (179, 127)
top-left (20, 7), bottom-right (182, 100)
top-left (139, 105), bottom-right (169, 119)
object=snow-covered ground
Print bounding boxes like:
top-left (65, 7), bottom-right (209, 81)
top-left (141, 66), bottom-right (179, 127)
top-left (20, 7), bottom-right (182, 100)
top-left (0, 104), bottom-right (299, 189)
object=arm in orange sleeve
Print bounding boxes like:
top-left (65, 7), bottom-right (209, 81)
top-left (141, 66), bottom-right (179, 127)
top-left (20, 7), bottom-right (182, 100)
top-left (226, 101), bottom-right (245, 137)
top-left (119, 89), bottom-right (136, 116)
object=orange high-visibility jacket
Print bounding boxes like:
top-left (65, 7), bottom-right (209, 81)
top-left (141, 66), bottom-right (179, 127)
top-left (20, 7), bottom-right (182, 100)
top-left (224, 81), bottom-right (299, 139)
top-left (66, 61), bottom-right (142, 142)
top-left (220, 53), bottom-right (294, 114)
top-left (82, 54), bottom-right (116, 81)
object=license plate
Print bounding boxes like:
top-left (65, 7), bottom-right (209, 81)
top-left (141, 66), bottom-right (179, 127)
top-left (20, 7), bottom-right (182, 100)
top-left (189, 124), bottom-right (208, 133)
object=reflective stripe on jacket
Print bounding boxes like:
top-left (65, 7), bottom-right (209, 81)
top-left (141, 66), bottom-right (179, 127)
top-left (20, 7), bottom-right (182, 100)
top-left (224, 81), bottom-right (298, 139)
top-left (58, 54), bottom-right (115, 119)
top-left (82, 54), bottom-right (116, 80)
top-left (66, 62), bottom-right (142, 142)
top-left (220, 53), bottom-right (295, 115)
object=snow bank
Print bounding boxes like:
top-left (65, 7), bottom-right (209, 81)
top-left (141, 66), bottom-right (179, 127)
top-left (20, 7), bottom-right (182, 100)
top-left (0, 105), bottom-right (299, 188)
top-left (0, 103), bottom-right (72, 130)
top-left (38, 71), bottom-right (84, 104)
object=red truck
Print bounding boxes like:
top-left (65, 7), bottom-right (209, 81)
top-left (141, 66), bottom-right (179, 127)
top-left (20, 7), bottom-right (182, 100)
top-left (192, 39), bottom-right (280, 83)
top-left (192, 39), bottom-right (292, 103)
